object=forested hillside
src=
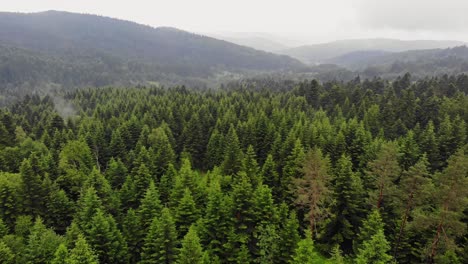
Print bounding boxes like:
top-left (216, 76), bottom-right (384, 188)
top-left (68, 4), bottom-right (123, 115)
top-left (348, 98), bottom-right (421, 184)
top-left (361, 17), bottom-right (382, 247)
top-left (0, 11), bottom-right (304, 96)
top-left (332, 46), bottom-right (468, 79)
top-left (0, 74), bottom-right (467, 263)
top-left (281, 38), bottom-right (466, 64)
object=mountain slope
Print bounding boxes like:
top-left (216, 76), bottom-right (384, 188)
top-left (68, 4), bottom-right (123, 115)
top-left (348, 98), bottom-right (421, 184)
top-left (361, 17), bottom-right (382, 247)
top-left (281, 38), bottom-right (466, 64)
top-left (0, 11), bottom-right (305, 89)
top-left (328, 46), bottom-right (468, 79)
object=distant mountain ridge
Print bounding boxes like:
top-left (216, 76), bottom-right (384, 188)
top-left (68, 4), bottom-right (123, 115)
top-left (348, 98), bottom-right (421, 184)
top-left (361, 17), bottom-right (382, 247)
top-left (0, 10), bottom-right (305, 90)
top-left (281, 38), bottom-right (466, 64)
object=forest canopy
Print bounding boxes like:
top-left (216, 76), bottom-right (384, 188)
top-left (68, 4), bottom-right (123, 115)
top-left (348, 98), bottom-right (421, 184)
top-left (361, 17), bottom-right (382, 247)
top-left (0, 74), bottom-right (467, 263)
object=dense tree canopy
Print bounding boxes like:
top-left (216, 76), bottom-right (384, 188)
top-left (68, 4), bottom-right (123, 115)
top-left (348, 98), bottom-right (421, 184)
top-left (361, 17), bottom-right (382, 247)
top-left (0, 74), bottom-right (467, 263)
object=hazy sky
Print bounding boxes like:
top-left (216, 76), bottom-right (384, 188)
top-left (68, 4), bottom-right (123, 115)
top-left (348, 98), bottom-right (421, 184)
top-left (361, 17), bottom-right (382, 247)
top-left (3, 0), bottom-right (468, 45)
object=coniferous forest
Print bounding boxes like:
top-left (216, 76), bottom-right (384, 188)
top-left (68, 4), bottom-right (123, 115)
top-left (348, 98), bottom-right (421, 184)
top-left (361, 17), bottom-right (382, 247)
top-left (0, 74), bottom-right (466, 264)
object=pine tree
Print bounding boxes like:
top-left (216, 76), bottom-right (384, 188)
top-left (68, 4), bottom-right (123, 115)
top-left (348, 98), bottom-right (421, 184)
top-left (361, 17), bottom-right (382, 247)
top-left (330, 245), bottom-right (345, 264)
top-left (138, 180), bottom-right (163, 230)
top-left (178, 225), bottom-right (204, 264)
top-left (221, 125), bottom-right (244, 175)
top-left (366, 142), bottom-right (400, 209)
top-left (148, 127), bottom-right (176, 177)
top-left (66, 234), bottom-right (98, 264)
top-left (132, 163), bottom-right (153, 203)
top-left (291, 234), bottom-right (321, 264)
top-left (45, 186), bottom-right (74, 234)
top-left (75, 187), bottom-right (103, 230)
top-left (281, 139), bottom-right (305, 202)
top-left (0, 241), bottom-right (14, 264)
top-left (293, 148), bottom-right (331, 239)
top-left (122, 209), bottom-right (143, 263)
top-left (354, 209), bottom-right (385, 254)
top-left (141, 208), bottom-right (178, 264)
top-left (24, 217), bottom-right (65, 264)
top-left (355, 229), bottom-right (392, 264)
top-left (261, 154), bottom-right (280, 199)
top-left (105, 158), bottom-right (127, 189)
top-left (20, 153), bottom-right (45, 216)
top-left (277, 209), bottom-right (300, 263)
top-left (51, 243), bottom-right (68, 264)
top-left (86, 209), bottom-right (128, 264)
top-left (205, 128), bottom-right (225, 169)
top-left (231, 172), bottom-right (255, 244)
top-left (324, 154), bottom-right (365, 253)
top-left (427, 149), bottom-right (468, 263)
top-left (394, 156), bottom-right (432, 260)
top-left (242, 145), bottom-right (262, 187)
top-left (199, 181), bottom-right (233, 259)
top-left (255, 223), bottom-right (279, 263)
top-left (175, 188), bottom-right (200, 237)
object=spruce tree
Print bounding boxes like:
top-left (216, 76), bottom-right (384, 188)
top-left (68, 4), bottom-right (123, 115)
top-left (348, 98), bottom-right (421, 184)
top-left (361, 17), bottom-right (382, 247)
top-left (24, 217), bottom-right (64, 264)
top-left (51, 244), bottom-right (68, 264)
top-left (221, 125), bottom-right (244, 175)
top-left (175, 188), bottom-right (200, 237)
top-left (355, 229), bottom-right (392, 264)
top-left (0, 241), bottom-right (14, 264)
top-left (277, 209), bottom-right (300, 263)
top-left (86, 209), bottom-right (128, 264)
top-left (354, 209), bottom-right (385, 254)
top-left (138, 180), bottom-right (163, 230)
top-left (242, 145), bottom-right (262, 187)
top-left (260, 154), bottom-right (280, 199)
top-left (178, 225), bottom-right (204, 264)
top-left (122, 209), bottom-right (143, 263)
top-left (291, 234), bottom-right (321, 264)
top-left (141, 208), bottom-right (178, 264)
top-left (66, 234), bottom-right (98, 264)
top-left (324, 154), bottom-right (365, 253)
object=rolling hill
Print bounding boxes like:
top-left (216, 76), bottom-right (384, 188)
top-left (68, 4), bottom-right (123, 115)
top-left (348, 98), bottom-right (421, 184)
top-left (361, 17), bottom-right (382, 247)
top-left (0, 11), bottom-right (305, 90)
top-left (281, 38), bottom-right (466, 64)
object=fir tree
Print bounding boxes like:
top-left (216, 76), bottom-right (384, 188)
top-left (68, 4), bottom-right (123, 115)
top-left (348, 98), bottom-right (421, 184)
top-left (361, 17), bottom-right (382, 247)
top-left (66, 234), bottom-right (99, 264)
top-left (178, 225), bottom-right (204, 264)
top-left (221, 125), bottom-right (244, 176)
top-left (86, 209), bottom-right (128, 264)
top-left (291, 234), bottom-right (321, 264)
top-left (175, 188), bottom-right (200, 237)
top-left (51, 244), bottom-right (68, 264)
top-left (141, 208), bottom-right (178, 264)
top-left (355, 229), bottom-right (392, 264)
top-left (138, 180), bottom-right (163, 230)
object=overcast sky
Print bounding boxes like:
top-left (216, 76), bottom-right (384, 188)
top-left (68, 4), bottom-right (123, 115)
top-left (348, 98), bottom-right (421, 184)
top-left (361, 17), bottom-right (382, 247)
top-left (3, 0), bottom-right (468, 45)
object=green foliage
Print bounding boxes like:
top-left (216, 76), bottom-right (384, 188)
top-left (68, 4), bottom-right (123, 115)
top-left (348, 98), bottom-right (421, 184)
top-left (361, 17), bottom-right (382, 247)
top-left (355, 229), bottom-right (393, 264)
top-left (178, 225), bottom-right (204, 264)
top-left (66, 234), bottom-right (99, 264)
top-left (85, 210), bottom-right (128, 264)
top-left (291, 234), bottom-right (323, 264)
top-left (0, 76), bottom-right (467, 263)
top-left (51, 244), bottom-right (68, 264)
top-left (141, 208), bottom-right (178, 264)
top-left (0, 241), bottom-right (14, 264)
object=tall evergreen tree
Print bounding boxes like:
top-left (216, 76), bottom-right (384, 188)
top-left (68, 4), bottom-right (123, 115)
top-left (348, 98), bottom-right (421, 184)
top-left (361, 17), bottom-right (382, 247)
top-left (138, 180), bottom-right (163, 230)
top-left (178, 225), bottom-right (204, 264)
top-left (355, 229), bottom-right (392, 264)
top-left (86, 209), bottom-right (128, 264)
top-left (324, 154), bottom-right (365, 253)
top-left (221, 125), bottom-right (244, 176)
top-left (175, 188), bottom-right (200, 237)
top-left (141, 208), bottom-right (178, 264)
top-left (66, 234), bottom-right (99, 264)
